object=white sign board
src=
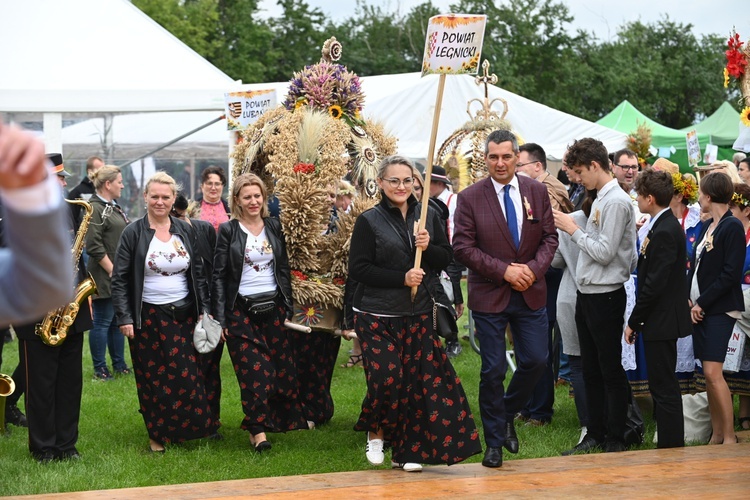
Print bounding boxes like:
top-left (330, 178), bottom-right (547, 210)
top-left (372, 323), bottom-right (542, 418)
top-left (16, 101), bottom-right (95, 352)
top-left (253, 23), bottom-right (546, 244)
top-left (224, 89), bottom-right (277, 130)
top-left (422, 14), bottom-right (487, 77)
top-left (686, 130), bottom-right (701, 168)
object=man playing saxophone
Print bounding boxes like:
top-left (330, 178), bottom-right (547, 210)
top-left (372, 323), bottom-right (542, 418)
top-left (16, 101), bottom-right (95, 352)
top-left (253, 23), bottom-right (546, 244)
top-left (15, 153), bottom-right (93, 463)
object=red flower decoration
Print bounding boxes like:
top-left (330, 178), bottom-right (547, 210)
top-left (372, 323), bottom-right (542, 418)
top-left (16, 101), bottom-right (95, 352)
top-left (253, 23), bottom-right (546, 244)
top-left (293, 162), bottom-right (316, 174)
top-left (726, 31), bottom-right (748, 79)
top-left (291, 270), bottom-right (308, 280)
top-left (332, 276), bottom-right (345, 285)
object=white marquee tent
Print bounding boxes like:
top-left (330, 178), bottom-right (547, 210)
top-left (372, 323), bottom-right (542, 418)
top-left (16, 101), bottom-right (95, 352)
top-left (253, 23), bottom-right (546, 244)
top-left (0, 0), bottom-right (237, 152)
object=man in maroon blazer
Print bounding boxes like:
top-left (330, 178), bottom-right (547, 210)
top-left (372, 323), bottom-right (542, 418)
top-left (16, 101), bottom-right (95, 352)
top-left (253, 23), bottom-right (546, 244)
top-left (453, 130), bottom-right (558, 467)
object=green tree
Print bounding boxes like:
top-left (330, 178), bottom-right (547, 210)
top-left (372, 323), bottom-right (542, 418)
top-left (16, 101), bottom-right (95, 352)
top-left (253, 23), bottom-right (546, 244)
top-left (212, 0), bottom-right (275, 82)
top-left (265, 0), bottom-right (328, 82)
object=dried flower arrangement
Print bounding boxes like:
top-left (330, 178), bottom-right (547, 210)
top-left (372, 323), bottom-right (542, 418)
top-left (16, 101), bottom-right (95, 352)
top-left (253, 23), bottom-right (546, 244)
top-left (231, 38), bottom-right (396, 324)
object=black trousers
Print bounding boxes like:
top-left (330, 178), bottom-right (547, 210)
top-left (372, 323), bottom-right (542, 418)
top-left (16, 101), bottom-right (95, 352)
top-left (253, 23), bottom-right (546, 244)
top-left (575, 288), bottom-right (630, 443)
top-left (644, 338), bottom-right (684, 448)
top-left (21, 333), bottom-right (83, 457)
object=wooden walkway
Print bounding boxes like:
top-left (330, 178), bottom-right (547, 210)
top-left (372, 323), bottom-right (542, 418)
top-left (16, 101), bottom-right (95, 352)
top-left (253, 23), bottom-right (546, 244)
top-left (10, 441), bottom-right (750, 499)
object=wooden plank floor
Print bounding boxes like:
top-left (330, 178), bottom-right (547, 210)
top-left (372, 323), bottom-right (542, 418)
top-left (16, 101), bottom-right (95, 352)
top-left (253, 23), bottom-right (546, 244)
top-left (9, 441), bottom-right (750, 499)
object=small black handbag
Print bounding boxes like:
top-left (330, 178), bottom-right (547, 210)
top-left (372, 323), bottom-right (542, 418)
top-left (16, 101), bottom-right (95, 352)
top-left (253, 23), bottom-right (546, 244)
top-left (240, 290), bottom-right (278, 321)
top-left (433, 301), bottom-right (458, 342)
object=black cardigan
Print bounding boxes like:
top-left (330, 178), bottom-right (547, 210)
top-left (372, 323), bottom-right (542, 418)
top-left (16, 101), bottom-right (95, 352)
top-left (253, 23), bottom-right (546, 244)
top-left (687, 210), bottom-right (745, 315)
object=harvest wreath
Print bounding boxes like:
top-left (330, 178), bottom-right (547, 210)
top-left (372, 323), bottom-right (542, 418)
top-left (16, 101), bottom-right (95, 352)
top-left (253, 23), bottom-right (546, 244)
top-left (231, 38), bottom-right (396, 330)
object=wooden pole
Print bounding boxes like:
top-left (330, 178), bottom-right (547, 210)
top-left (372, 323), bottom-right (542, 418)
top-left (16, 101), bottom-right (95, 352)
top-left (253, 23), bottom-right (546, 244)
top-left (411, 73), bottom-right (447, 301)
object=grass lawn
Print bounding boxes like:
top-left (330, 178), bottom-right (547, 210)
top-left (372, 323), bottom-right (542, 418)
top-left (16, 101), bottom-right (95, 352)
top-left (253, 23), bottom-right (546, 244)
top-left (0, 296), bottom-right (660, 496)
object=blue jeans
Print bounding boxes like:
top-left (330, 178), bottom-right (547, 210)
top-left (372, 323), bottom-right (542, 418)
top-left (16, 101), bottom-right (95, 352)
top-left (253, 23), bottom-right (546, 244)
top-left (90, 298), bottom-right (126, 372)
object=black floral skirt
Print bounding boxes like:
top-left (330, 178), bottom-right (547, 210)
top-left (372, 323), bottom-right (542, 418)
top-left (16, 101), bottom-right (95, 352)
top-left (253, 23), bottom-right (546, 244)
top-left (291, 329), bottom-right (341, 425)
top-left (225, 302), bottom-right (308, 435)
top-left (130, 304), bottom-right (218, 444)
top-left (353, 312), bottom-right (482, 465)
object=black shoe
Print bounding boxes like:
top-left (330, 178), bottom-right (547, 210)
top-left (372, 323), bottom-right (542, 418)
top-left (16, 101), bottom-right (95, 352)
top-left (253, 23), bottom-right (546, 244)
top-left (504, 420), bottom-right (519, 454)
top-left (208, 432), bottom-right (224, 441)
top-left (604, 440), bottom-right (626, 453)
top-left (114, 367), bottom-right (132, 376)
top-left (562, 435), bottom-right (602, 456)
top-left (445, 340), bottom-right (462, 359)
top-left (59, 449), bottom-right (81, 460)
top-left (93, 368), bottom-right (113, 382)
top-left (35, 451), bottom-right (56, 464)
top-left (482, 446), bottom-right (503, 468)
top-left (254, 440), bottom-right (272, 453)
top-left (5, 403), bottom-right (27, 427)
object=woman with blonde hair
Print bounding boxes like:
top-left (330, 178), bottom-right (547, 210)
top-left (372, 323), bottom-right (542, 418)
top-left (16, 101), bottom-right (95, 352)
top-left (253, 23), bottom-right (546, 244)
top-left (86, 165), bottom-right (130, 381)
top-left (112, 172), bottom-right (217, 452)
top-left (212, 173), bottom-right (307, 452)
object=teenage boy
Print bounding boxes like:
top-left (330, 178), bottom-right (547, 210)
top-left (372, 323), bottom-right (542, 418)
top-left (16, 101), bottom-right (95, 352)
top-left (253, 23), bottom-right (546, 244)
top-left (624, 168), bottom-right (690, 448)
top-left (553, 138), bottom-right (637, 455)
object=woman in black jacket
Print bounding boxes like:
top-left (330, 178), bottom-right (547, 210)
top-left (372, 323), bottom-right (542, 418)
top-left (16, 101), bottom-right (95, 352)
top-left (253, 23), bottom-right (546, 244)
top-left (688, 172), bottom-right (745, 445)
top-left (211, 173), bottom-right (307, 452)
top-left (349, 156), bottom-right (481, 471)
top-left (112, 172), bottom-right (216, 453)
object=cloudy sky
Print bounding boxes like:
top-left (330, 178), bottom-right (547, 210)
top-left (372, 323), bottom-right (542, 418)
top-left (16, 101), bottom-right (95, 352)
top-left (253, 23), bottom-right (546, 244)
top-left (259, 0), bottom-right (745, 41)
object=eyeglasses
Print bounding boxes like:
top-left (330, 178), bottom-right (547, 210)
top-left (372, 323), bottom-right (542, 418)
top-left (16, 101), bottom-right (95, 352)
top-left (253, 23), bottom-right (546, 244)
top-left (381, 177), bottom-right (415, 188)
top-left (615, 164), bottom-right (639, 172)
top-left (516, 161), bottom-right (538, 168)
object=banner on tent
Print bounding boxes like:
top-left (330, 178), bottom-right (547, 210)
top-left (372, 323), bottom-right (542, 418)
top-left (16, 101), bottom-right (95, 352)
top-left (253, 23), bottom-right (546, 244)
top-left (686, 130), bottom-right (701, 168)
top-left (421, 14), bottom-right (487, 77)
top-left (224, 89), bottom-right (277, 130)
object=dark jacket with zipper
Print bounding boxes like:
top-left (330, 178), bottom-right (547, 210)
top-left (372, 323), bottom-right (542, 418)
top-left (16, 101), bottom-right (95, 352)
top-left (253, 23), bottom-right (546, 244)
top-left (349, 195), bottom-right (453, 317)
top-left (85, 195), bottom-right (129, 299)
top-left (111, 215), bottom-right (209, 329)
top-left (211, 217), bottom-right (293, 328)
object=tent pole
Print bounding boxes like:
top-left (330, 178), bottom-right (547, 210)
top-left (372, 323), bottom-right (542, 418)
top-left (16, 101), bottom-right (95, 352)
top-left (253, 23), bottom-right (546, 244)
top-left (116, 115), bottom-right (225, 168)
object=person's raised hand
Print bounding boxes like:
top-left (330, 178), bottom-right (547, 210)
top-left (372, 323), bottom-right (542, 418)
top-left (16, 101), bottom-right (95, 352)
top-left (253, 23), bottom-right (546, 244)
top-left (0, 121), bottom-right (48, 190)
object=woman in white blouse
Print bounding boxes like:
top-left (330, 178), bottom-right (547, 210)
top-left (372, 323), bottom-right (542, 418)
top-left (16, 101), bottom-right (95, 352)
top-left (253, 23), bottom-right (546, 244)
top-left (112, 172), bottom-right (216, 453)
top-left (212, 173), bottom-right (306, 452)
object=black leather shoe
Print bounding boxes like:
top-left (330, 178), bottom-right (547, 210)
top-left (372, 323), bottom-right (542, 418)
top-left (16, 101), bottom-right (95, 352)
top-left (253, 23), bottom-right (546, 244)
top-left (5, 403), bottom-right (27, 427)
top-left (254, 440), bottom-right (272, 453)
top-left (562, 435), bottom-right (602, 456)
top-left (504, 420), bottom-right (519, 454)
top-left (59, 449), bottom-right (82, 460)
top-left (482, 446), bottom-right (503, 467)
top-left (35, 451), bottom-right (56, 464)
top-left (604, 440), bottom-right (626, 453)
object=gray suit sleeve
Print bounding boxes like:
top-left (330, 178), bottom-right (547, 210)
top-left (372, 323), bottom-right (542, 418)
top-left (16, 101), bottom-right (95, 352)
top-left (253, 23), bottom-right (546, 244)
top-left (0, 203), bottom-right (74, 327)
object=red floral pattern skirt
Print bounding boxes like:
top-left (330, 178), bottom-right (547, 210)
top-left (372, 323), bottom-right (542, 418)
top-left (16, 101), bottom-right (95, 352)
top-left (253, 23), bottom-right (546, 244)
top-left (225, 303), bottom-right (308, 435)
top-left (353, 312), bottom-right (482, 465)
top-left (130, 304), bottom-right (218, 444)
top-left (291, 329), bottom-right (341, 425)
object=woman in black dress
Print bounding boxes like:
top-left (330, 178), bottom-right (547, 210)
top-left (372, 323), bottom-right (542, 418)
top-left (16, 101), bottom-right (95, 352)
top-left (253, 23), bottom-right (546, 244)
top-left (349, 156), bottom-right (481, 471)
top-left (212, 173), bottom-right (307, 452)
top-left (112, 172), bottom-right (217, 452)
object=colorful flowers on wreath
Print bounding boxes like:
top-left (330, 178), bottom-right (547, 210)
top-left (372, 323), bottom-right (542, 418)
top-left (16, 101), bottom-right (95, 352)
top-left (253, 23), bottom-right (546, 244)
top-left (291, 270), bottom-right (309, 281)
top-left (672, 173), bottom-right (698, 204)
top-left (741, 106), bottom-right (750, 127)
top-left (283, 62), bottom-right (364, 126)
top-left (725, 30), bottom-right (748, 84)
top-left (292, 162), bottom-right (316, 174)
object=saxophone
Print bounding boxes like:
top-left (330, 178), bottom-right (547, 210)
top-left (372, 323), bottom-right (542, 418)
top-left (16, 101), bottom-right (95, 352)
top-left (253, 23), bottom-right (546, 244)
top-left (0, 373), bottom-right (14, 435)
top-left (35, 199), bottom-right (98, 346)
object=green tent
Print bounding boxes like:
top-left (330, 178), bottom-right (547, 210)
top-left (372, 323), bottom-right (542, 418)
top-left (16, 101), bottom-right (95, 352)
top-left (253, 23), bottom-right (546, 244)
top-left (597, 100), bottom-right (712, 173)
top-left (682, 102), bottom-right (740, 146)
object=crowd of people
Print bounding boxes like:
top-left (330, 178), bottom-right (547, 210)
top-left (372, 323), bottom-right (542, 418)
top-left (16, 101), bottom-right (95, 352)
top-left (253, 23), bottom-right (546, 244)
top-left (2, 116), bottom-right (750, 470)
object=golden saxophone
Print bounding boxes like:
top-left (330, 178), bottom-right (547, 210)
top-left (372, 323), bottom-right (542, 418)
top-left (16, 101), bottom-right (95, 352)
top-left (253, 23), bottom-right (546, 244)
top-left (0, 373), bottom-right (15, 435)
top-left (35, 199), bottom-right (98, 346)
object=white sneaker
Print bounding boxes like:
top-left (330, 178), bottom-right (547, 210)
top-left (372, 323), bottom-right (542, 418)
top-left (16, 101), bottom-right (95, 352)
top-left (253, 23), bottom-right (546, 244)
top-left (365, 435), bottom-right (384, 465)
top-left (392, 461), bottom-right (423, 472)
